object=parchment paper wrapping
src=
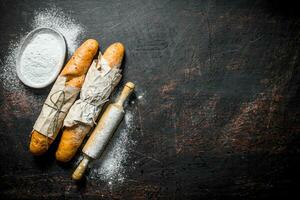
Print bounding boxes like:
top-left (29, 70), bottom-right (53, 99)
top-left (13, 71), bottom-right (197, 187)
top-left (63, 56), bottom-right (122, 128)
top-left (33, 76), bottom-right (80, 139)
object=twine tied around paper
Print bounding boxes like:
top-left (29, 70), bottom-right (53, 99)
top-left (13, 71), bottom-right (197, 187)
top-left (44, 90), bottom-right (66, 146)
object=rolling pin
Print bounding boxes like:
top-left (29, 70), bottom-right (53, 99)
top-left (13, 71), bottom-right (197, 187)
top-left (72, 82), bottom-right (135, 180)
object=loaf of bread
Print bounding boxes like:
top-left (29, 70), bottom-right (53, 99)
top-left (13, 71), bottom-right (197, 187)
top-left (55, 42), bottom-right (125, 162)
top-left (29, 39), bottom-right (99, 156)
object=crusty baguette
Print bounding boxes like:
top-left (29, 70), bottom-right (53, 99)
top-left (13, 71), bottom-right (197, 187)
top-left (55, 42), bottom-right (125, 162)
top-left (29, 39), bottom-right (99, 156)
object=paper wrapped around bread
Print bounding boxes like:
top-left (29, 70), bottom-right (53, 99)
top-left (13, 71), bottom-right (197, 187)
top-left (63, 56), bottom-right (122, 127)
top-left (29, 39), bottom-right (99, 156)
top-left (55, 43), bottom-right (125, 162)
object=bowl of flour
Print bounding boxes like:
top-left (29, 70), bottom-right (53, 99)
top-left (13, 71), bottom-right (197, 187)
top-left (16, 27), bottom-right (66, 88)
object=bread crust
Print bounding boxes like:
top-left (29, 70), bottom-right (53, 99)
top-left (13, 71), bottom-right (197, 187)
top-left (55, 42), bottom-right (125, 162)
top-left (29, 39), bottom-right (99, 156)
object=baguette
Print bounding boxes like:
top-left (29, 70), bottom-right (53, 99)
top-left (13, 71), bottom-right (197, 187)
top-left (55, 42), bottom-right (125, 162)
top-left (29, 39), bottom-right (99, 156)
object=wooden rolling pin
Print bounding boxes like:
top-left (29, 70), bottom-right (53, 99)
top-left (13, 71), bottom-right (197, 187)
top-left (72, 82), bottom-right (135, 181)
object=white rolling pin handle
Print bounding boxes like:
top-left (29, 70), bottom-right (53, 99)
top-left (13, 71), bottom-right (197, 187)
top-left (72, 155), bottom-right (91, 181)
top-left (115, 82), bottom-right (135, 107)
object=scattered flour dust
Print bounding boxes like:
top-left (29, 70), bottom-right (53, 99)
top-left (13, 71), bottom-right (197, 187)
top-left (33, 7), bottom-right (85, 54)
top-left (0, 6), bottom-right (84, 91)
top-left (89, 110), bottom-right (136, 186)
top-left (87, 86), bottom-right (146, 186)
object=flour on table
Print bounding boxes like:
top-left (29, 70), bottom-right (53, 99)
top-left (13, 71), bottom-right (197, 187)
top-left (33, 7), bottom-right (85, 54)
top-left (132, 86), bottom-right (147, 105)
top-left (89, 111), bottom-right (136, 186)
top-left (87, 86), bottom-right (147, 186)
top-left (0, 6), bottom-right (84, 91)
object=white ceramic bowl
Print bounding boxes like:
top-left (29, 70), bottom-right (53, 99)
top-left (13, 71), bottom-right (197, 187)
top-left (16, 27), bottom-right (66, 88)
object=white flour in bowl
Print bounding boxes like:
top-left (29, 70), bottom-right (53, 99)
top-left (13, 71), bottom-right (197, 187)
top-left (19, 33), bottom-right (64, 86)
top-left (0, 6), bottom-right (84, 91)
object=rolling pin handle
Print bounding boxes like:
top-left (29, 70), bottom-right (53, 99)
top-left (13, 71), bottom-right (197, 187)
top-left (115, 82), bottom-right (135, 106)
top-left (72, 156), bottom-right (90, 181)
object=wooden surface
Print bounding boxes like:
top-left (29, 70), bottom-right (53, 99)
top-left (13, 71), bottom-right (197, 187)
top-left (1, 0), bottom-right (300, 199)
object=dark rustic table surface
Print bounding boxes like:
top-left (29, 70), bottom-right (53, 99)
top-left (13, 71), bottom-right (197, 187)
top-left (1, 0), bottom-right (300, 199)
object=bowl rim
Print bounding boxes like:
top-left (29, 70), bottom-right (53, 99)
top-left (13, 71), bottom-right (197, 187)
top-left (16, 27), bottom-right (66, 89)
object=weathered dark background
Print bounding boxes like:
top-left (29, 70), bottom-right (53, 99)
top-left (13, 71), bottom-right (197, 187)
top-left (0, 0), bottom-right (300, 199)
